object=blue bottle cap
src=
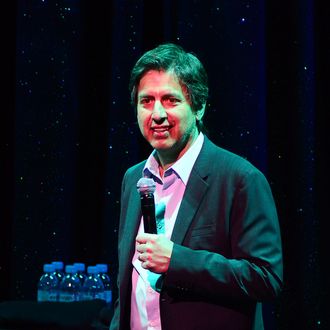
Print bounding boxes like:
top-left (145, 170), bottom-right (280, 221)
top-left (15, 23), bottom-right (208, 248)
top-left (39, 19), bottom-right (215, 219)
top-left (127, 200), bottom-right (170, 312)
top-left (87, 266), bottom-right (97, 275)
top-left (52, 261), bottom-right (64, 270)
top-left (96, 264), bottom-right (108, 273)
top-left (73, 263), bottom-right (86, 272)
top-left (44, 264), bottom-right (55, 273)
top-left (65, 265), bottom-right (75, 274)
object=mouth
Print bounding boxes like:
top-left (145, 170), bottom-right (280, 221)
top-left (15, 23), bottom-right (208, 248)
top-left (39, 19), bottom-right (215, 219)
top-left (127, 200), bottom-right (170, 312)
top-left (151, 126), bottom-right (171, 133)
top-left (150, 126), bottom-right (171, 138)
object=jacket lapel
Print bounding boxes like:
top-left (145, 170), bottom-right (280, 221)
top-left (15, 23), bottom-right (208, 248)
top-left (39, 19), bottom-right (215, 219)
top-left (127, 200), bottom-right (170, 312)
top-left (170, 137), bottom-right (212, 244)
top-left (119, 183), bottom-right (142, 279)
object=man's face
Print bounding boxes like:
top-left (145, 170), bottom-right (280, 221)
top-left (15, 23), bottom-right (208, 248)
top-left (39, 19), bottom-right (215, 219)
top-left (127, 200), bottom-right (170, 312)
top-left (137, 70), bottom-right (199, 161)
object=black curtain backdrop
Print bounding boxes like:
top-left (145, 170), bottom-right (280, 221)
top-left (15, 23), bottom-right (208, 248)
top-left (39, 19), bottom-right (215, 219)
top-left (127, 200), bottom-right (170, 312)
top-left (1, 1), bottom-right (329, 329)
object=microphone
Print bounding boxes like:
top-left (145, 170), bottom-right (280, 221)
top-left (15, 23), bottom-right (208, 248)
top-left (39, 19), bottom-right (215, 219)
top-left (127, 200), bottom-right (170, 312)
top-left (136, 177), bottom-right (157, 234)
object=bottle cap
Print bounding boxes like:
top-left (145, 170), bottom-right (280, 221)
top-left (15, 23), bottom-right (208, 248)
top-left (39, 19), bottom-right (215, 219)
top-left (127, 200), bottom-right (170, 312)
top-left (52, 261), bottom-right (64, 270)
top-left (65, 265), bottom-right (75, 274)
top-left (87, 266), bottom-right (97, 275)
top-left (73, 263), bottom-right (86, 272)
top-left (44, 264), bottom-right (55, 273)
top-left (96, 264), bottom-right (108, 273)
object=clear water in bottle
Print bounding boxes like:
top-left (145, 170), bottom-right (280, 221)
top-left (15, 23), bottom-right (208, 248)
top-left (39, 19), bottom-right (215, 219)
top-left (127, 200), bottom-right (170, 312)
top-left (82, 266), bottom-right (104, 301)
top-left (58, 265), bottom-right (81, 302)
top-left (51, 261), bottom-right (65, 299)
top-left (96, 264), bottom-right (112, 305)
top-left (37, 264), bottom-right (58, 302)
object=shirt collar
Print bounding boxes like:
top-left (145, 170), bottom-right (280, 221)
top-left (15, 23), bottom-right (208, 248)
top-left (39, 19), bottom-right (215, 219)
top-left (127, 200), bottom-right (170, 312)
top-left (143, 133), bottom-right (204, 185)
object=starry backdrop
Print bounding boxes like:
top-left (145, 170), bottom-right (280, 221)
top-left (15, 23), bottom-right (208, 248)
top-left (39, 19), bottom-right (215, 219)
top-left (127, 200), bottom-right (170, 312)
top-left (0, 1), bottom-right (329, 329)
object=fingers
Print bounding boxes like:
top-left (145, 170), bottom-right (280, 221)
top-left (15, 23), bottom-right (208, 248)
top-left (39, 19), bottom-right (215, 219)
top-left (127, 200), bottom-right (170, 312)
top-left (135, 234), bottom-right (173, 273)
top-left (136, 233), bottom-right (157, 254)
top-left (136, 242), bottom-right (152, 254)
top-left (138, 252), bottom-right (149, 262)
top-left (136, 244), bottom-right (145, 253)
top-left (138, 252), bottom-right (151, 269)
top-left (141, 260), bottom-right (149, 269)
top-left (136, 235), bottom-right (153, 268)
top-left (136, 233), bottom-right (157, 244)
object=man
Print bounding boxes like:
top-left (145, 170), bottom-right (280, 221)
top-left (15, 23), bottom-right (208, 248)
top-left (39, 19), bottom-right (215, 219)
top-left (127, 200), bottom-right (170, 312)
top-left (110, 43), bottom-right (283, 330)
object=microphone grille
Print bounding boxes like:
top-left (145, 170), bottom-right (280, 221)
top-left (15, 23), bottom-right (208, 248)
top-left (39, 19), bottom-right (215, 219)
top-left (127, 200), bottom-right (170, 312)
top-left (137, 177), bottom-right (156, 195)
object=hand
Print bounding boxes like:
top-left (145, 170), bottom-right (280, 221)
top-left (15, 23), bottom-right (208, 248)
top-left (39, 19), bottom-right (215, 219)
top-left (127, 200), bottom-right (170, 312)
top-left (136, 233), bottom-right (174, 273)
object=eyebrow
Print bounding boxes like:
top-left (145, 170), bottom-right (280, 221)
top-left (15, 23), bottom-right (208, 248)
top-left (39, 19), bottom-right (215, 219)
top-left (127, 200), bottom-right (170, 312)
top-left (138, 92), bottom-right (183, 100)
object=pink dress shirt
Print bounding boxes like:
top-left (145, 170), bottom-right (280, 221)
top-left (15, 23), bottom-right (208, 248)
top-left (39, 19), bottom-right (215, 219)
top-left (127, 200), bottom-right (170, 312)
top-left (130, 133), bottom-right (204, 330)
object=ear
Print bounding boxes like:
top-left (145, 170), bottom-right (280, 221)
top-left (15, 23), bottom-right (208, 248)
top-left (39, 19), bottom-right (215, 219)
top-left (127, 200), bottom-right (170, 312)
top-left (195, 104), bottom-right (206, 121)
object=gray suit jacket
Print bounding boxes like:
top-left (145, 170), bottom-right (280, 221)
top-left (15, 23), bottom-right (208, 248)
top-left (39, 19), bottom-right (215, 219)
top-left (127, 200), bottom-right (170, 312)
top-left (110, 136), bottom-right (283, 330)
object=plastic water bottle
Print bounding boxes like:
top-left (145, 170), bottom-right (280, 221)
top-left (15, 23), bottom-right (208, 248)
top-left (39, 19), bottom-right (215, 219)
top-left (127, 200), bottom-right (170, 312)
top-left (59, 265), bottom-right (81, 302)
top-left (82, 266), bottom-right (104, 301)
top-left (37, 264), bottom-right (59, 302)
top-left (52, 261), bottom-right (65, 282)
top-left (51, 261), bottom-right (65, 299)
top-left (73, 262), bottom-right (86, 300)
top-left (73, 262), bottom-right (87, 285)
top-left (96, 264), bottom-right (112, 305)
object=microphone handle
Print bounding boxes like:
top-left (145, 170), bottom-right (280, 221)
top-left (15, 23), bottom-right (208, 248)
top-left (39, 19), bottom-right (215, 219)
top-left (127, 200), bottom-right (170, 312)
top-left (141, 194), bottom-right (157, 234)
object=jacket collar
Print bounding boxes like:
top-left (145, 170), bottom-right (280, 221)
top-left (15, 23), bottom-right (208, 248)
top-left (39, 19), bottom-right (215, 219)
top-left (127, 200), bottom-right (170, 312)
top-left (170, 136), bottom-right (212, 244)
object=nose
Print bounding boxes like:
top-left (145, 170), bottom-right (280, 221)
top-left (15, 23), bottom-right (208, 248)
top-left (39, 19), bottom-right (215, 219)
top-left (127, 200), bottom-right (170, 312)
top-left (151, 101), bottom-right (167, 122)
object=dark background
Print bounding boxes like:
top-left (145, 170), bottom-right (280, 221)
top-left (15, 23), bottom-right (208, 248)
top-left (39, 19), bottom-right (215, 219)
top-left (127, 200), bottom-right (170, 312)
top-left (1, 1), bottom-right (329, 329)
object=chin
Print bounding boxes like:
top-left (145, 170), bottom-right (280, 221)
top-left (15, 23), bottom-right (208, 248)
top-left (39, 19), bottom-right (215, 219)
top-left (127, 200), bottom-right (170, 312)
top-left (152, 144), bottom-right (172, 151)
top-left (151, 140), bottom-right (174, 151)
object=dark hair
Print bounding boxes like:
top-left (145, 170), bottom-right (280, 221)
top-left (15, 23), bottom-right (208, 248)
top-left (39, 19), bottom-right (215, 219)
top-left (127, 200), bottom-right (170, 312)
top-left (129, 43), bottom-right (209, 132)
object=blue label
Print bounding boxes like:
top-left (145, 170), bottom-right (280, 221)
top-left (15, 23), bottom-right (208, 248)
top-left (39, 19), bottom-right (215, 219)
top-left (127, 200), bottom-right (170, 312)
top-left (59, 292), bottom-right (76, 302)
top-left (104, 290), bottom-right (112, 304)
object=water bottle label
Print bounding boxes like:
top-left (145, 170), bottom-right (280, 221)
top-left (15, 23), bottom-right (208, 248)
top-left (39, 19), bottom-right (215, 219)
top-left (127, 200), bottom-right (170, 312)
top-left (59, 292), bottom-right (76, 302)
top-left (37, 290), bottom-right (49, 302)
top-left (95, 292), bottom-right (105, 300)
top-left (104, 290), bottom-right (112, 304)
top-left (82, 292), bottom-right (94, 300)
top-left (37, 290), bottom-right (57, 302)
top-left (48, 292), bottom-right (57, 302)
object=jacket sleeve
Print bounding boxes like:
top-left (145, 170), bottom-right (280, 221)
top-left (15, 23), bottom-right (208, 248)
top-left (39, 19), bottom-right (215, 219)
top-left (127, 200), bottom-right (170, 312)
top-left (109, 170), bottom-right (129, 330)
top-left (163, 168), bottom-right (283, 303)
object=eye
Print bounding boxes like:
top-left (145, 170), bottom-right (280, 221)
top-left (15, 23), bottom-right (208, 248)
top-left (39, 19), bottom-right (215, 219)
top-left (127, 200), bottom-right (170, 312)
top-left (163, 96), bottom-right (181, 106)
top-left (139, 97), bottom-right (154, 105)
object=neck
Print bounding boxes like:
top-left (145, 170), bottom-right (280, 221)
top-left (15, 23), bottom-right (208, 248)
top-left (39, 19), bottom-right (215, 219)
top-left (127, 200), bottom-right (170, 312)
top-left (156, 130), bottom-right (199, 176)
top-left (155, 153), bottom-right (175, 178)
